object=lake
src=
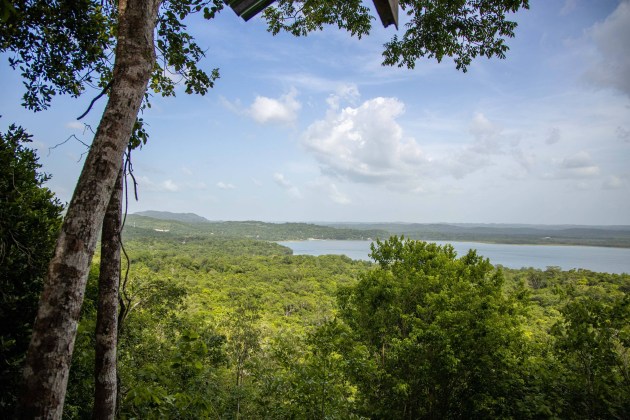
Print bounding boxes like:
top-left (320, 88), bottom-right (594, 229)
top-left (277, 240), bottom-right (630, 274)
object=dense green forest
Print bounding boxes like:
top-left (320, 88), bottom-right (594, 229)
top-left (3, 196), bottom-right (629, 417)
top-left (57, 230), bottom-right (627, 419)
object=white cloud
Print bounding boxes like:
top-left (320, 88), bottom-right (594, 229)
top-left (326, 83), bottom-right (360, 110)
top-left (181, 166), bottom-right (193, 176)
top-left (217, 181), bottom-right (236, 190)
top-left (273, 173), bottom-right (302, 198)
top-left (249, 88), bottom-right (301, 124)
top-left (584, 1), bottom-right (630, 96)
top-left (66, 121), bottom-right (84, 130)
top-left (553, 151), bottom-right (600, 178)
top-left (163, 180), bottom-right (179, 192)
top-left (302, 97), bottom-right (426, 187)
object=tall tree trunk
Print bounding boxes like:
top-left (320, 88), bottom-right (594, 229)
top-left (92, 168), bottom-right (123, 420)
top-left (17, 1), bottom-right (161, 417)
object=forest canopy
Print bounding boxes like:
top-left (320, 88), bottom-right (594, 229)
top-left (61, 229), bottom-right (630, 418)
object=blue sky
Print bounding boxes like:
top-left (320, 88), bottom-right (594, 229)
top-left (2, 0), bottom-right (629, 224)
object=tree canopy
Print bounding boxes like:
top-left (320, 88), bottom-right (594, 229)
top-left (338, 236), bottom-right (531, 418)
top-left (56, 229), bottom-right (630, 418)
top-left (0, 123), bottom-right (63, 417)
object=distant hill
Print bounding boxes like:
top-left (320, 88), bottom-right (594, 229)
top-left (134, 211), bottom-right (210, 224)
top-left (124, 214), bottom-right (386, 241)
top-left (322, 222), bottom-right (630, 248)
top-left (126, 212), bottom-right (630, 248)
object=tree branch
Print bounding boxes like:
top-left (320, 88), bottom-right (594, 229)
top-left (77, 80), bottom-right (113, 120)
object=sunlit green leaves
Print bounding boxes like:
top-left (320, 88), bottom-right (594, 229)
top-left (0, 0), bottom-right (116, 111)
top-left (264, 0), bottom-right (372, 37)
top-left (382, 0), bottom-right (529, 71)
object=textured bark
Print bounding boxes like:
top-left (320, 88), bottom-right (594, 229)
top-left (17, 1), bottom-right (161, 418)
top-left (92, 169), bottom-right (123, 420)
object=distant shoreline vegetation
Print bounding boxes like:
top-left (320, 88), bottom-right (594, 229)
top-left (127, 211), bottom-right (630, 248)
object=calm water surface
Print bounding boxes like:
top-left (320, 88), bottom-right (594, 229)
top-left (277, 240), bottom-right (630, 274)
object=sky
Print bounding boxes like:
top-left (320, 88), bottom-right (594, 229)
top-left (1, 0), bottom-right (629, 225)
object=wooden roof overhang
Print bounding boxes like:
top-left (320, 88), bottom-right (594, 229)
top-left (226, 0), bottom-right (398, 29)
top-left (225, 0), bottom-right (276, 21)
top-left (373, 0), bottom-right (398, 29)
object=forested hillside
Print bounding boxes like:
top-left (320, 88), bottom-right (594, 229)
top-left (128, 212), bottom-right (630, 247)
top-left (125, 214), bottom-right (387, 241)
top-left (60, 228), bottom-right (628, 418)
top-left (326, 222), bottom-right (630, 248)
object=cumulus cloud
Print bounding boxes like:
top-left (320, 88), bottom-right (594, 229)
top-left (326, 83), bottom-right (360, 110)
top-left (249, 88), bottom-right (301, 124)
top-left (273, 173), bottom-right (302, 198)
top-left (302, 97), bottom-right (426, 187)
top-left (217, 181), bottom-right (236, 190)
top-left (553, 151), bottom-right (600, 178)
top-left (584, 1), bottom-right (630, 96)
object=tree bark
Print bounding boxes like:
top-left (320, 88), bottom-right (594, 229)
top-left (17, 1), bottom-right (161, 417)
top-left (92, 169), bottom-right (123, 420)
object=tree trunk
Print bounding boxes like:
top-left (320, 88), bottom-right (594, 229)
top-left (17, 1), bottom-right (161, 417)
top-left (92, 169), bottom-right (123, 420)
